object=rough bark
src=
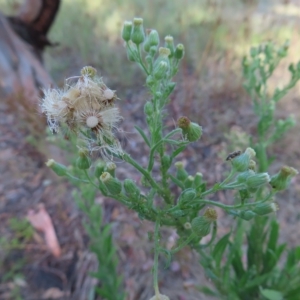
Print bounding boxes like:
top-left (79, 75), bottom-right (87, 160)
top-left (0, 0), bottom-right (60, 106)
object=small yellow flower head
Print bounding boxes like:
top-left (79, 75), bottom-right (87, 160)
top-left (184, 222), bottom-right (192, 230)
top-left (81, 66), bottom-right (97, 78)
top-left (164, 35), bottom-right (175, 56)
top-left (203, 207), bottom-right (218, 222)
top-left (158, 47), bottom-right (171, 58)
top-left (41, 67), bottom-right (123, 159)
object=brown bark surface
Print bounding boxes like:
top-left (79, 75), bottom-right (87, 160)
top-left (0, 0), bottom-right (60, 105)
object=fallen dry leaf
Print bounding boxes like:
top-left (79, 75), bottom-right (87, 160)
top-left (27, 203), bottom-right (61, 257)
top-left (42, 287), bottom-right (67, 299)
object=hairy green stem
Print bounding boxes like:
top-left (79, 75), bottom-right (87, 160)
top-left (83, 170), bottom-right (99, 189)
top-left (170, 233), bottom-right (196, 254)
top-left (201, 169), bottom-right (236, 197)
top-left (137, 44), bottom-right (150, 75)
top-left (122, 153), bottom-right (164, 195)
top-left (66, 172), bottom-right (89, 183)
top-left (195, 192), bottom-right (274, 210)
top-left (153, 218), bottom-right (161, 297)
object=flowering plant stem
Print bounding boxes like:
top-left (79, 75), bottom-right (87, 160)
top-left (153, 217), bottom-right (161, 297)
top-left (43, 20), bottom-right (298, 300)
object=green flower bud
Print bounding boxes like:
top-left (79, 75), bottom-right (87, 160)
top-left (94, 160), bottom-right (106, 178)
top-left (246, 173), bottom-right (270, 189)
top-left (174, 44), bottom-right (185, 59)
top-left (153, 61), bottom-right (169, 80)
top-left (191, 208), bottom-right (217, 237)
top-left (192, 216), bottom-right (211, 237)
top-left (175, 161), bottom-right (188, 181)
top-left (164, 35), bottom-right (175, 57)
top-left (122, 21), bottom-right (132, 41)
top-left (253, 202), bottom-right (279, 216)
top-left (126, 44), bottom-right (136, 62)
top-left (146, 75), bottom-right (155, 87)
top-left (194, 172), bottom-right (203, 188)
top-left (238, 210), bottom-right (257, 220)
top-left (236, 170), bottom-right (256, 184)
top-left (123, 179), bottom-right (140, 197)
top-left (148, 29), bottom-right (160, 47)
top-left (106, 162), bottom-right (116, 177)
top-left (149, 45), bottom-right (158, 56)
top-left (131, 18), bottom-right (145, 45)
top-left (161, 155), bottom-right (172, 170)
top-left (144, 101), bottom-right (154, 116)
top-left (76, 150), bottom-right (91, 170)
top-left (143, 29), bottom-right (152, 52)
top-left (100, 172), bottom-right (122, 195)
top-left (171, 210), bottom-right (186, 218)
top-left (178, 188), bottom-right (196, 207)
top-left (46, 159), bottom-right (67, 177)
top-left (177, 116), bottom-right (202, 142)
top-left (270, 166), bottom-right (299, 191)
top-left (149, 294), bottom-right (170, 300)
top-left (81, 66), bottom-right (97, 78)
top-left (144, 29), bottom-right (159, 52)
top-left (231, 147), bottom-right (256, 172)
top-left (155, 91), bottom-right (162, 98)
top-left (239, 189), bottom-right (252, 200)
top-left (166, 82), bottom-right (176, 94)
top-left (184, 175), bottom-right (194, 188)
top-left (144, 42), bottom-right (150, 53)
top-left (153, 47), bottom-right (170, 70)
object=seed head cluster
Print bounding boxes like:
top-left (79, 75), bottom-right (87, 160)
top-left (41, 66), bottom-right (122, 158)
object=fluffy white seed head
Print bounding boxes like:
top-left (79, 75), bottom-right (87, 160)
top-left (86, 116), bottom-right (99, 128)
top-left (41, 67), bottom-right (123, 158)
top-left (103, 88), bottom-right (114, 100)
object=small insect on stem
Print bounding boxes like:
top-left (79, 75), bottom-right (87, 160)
top-left (226, 150), bottom-right (241, 161)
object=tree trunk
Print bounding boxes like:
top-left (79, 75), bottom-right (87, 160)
top-left (0, 0), bottom-right (60, 106)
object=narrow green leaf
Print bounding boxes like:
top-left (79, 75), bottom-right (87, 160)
top-left (243, 272), bottom-right (272, 289)
top-left (295, 246), bottom-right (300, 260)
top-left (231, 248), bottom-right (245, 278)
top-left (134, 125), bottom-right (151, 147)
top-left (197, 286), bottom-right (219, 296)
top-left (168, 174), bottom-right (184, 189)
top-left (267, 221), bottom-right (279, 253)
top-left (204, 268), bottom-right (220, 282)
top-left (171, 145), bottom-right (187, 159)
top-left (284, 285), bottom-right (300, 299)
top-left (212, 233), bottom-right (231, 268)
top-left (260, 288), bottom-right (283, 300)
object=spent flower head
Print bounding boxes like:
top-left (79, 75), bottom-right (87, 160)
top-left (41, 67), bottom-right (123, 159)
top-left (270, 166), bottom-right (298, 191)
